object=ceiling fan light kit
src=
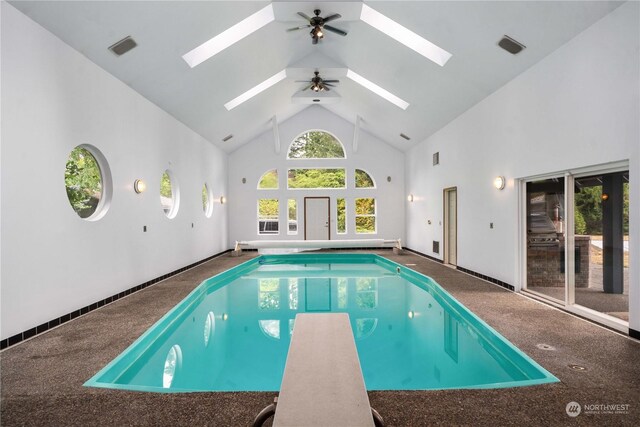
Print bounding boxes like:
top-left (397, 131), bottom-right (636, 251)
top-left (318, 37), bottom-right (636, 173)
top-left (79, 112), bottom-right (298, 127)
top-left (287, 9), bottom-right (347, 44)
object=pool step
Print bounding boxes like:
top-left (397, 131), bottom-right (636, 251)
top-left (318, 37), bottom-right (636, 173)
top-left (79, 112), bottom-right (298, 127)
top-left (273, 313), bottom-right (378, 427)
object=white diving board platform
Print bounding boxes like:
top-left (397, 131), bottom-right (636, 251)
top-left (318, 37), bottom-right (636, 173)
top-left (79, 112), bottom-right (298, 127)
top-left (273, 313), bottom-right (378, 427)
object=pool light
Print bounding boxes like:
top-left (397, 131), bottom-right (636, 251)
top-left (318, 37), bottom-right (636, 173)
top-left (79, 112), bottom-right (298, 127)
top-left (224, 69), bottom-right (287, 111)
top-left (408, 310), bottom-right (415, 319)
top-left (360, 4), bottom-right (452, 67)
top-left (346, 69), bottom-right (409, 110)
top-left (182, 4), bottom-right (275, 68)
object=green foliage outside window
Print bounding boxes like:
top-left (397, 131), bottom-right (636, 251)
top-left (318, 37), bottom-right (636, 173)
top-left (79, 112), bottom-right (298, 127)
top-left (288, 131), bottom-right (345, 159)
top-left (258, 199), bottom-right (279, 217)
top-left (259, 170), bottom-right (278, 189)
top-left (288, 168), bottom-right (345, 189)
top-left (355, 198), bottom-right (376, 233)
top-left (575, 183), bottom-right (629, 235)
top-left (65, 147), bottom-right (102, 218)
top-left (337, 198), bottom-right (346, 233)
top-left (355, 169), bottom-right (375, 188)
top-left (161, 172), bottom-right (172, 199)
top-left (202, 184), bottom-right (209, 212)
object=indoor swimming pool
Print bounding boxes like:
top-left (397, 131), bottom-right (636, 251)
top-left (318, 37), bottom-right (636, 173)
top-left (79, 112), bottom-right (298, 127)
top-left (85, 254), bottom-right (558, 392)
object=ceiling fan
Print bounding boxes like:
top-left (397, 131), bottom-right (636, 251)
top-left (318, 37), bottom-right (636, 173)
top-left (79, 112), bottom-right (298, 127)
top-left (287, 9), bottom-right (348, 45)
top-left (296, 71), bottom-right (339, 92)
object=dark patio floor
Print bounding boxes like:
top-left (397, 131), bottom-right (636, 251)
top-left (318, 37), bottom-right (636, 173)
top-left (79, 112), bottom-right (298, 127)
top-left (2, 250), bottom-right (639, 426)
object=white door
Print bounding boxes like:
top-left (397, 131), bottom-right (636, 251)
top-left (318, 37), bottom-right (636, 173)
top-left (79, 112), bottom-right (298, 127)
top-left (444, 188), bottom-right (457, 266)
top-left (305, 197), bottom-right (330, 240)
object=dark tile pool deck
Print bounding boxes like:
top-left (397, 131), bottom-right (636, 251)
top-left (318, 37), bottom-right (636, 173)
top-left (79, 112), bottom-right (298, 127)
top-left (2, 250), bottom-right (639, 426)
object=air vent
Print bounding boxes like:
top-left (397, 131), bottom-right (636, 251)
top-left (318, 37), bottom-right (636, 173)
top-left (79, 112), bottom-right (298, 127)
top-left (222, 134), bottom-right (233, 142)
top-left (108, 36), bottom-right (137, 56)
top-left (313, 99), bottom-right (320, 102)
top-left (400, 133), bottom-right (411, 141)
top-left (433, 152), bottom-right (439, 166)
top-left (498, 35), bottom-right (526, 55)
top-left (433, 241), bottom-right (440, 254)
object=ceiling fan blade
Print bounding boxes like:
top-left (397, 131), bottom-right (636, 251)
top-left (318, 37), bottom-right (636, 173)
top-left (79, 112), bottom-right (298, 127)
top-left (287, 25), bottom-right (311, 32)
top-left (297, 12), bottom-right (312, 21)
top-left (302, 83), bottom-right (314, 91)
top-left (323, 86), bottom-right (331, 91)
top-left (324, 25), bottom-right (347, 36)
top-left (322, 80), bottom-right (340, 83)
top-left (324, 83), bottom-right (336, 87)
top-left (295, 80), bottom-right (312, 83)
top-left (323, 13), bottom-right (342, 23)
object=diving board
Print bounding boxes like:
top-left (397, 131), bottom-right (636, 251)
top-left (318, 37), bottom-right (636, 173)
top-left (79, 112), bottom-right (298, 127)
top-left (273, 313), bottom-right (376, 427)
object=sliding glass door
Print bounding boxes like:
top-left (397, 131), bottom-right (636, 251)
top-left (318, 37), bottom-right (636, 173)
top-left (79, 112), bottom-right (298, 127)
top-left (522, 164), bottom-right (630, 329)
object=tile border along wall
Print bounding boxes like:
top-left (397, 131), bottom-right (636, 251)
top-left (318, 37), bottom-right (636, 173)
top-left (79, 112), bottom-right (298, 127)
top-left (0, 249), bottom-right (232, 350)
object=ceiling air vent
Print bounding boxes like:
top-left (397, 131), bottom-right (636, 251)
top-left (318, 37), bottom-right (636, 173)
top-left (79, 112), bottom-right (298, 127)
top-left (108, 36), bottom-right (137, 56)
top-left (400, 133), bottom-right (411, 141)
top-left (222, 134), bottom-right (233, 142)
top-left (498, 35), bottom-right (525, 55)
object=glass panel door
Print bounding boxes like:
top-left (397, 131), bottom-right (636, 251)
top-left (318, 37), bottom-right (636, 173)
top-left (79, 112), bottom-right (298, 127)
top-left (573, 171), bottom-right (629, 321)
top-left (526, 178), bottom-right (566, 303)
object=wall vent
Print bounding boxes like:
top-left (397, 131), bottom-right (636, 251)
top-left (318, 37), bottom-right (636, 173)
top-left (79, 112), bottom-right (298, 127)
top-left (222, 134), bottom-right (233, 142)
top-left (498, 35), bottom-right (526, 55)
top-left (400, 133), bottom-right (411, 141)
top-left (433, 241), bottom-right (440, 254)
top-left (108, 36), bottom-right (137, 56)
top-left (433, 152), bottom-right (439, 166)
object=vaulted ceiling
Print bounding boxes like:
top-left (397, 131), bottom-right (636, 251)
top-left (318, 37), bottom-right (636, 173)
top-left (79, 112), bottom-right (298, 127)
top-left (10, 1), bottom-right (623, 152)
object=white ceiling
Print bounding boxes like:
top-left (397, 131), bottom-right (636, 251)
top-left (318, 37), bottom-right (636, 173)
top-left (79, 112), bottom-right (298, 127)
top-left (9, 1), bottom-right (623, 152)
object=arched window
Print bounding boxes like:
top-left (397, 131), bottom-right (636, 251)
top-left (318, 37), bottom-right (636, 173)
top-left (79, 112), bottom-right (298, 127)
top-left (355, 169), bottom-right (375, 188)
top-left (258, 169), bottom-right (278, 189)
top-left (287, 130), bottom-right (345, 159)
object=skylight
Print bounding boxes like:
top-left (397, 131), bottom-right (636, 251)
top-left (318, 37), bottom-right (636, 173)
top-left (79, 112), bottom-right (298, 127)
top-left (360, 4), bottom-right (452, 67)
top-left (224, 70), bottom-right (287, 111)
top-left (182, 4), bottom-right (275, 68)
top-left (346, 69), bottom-right (409, 110)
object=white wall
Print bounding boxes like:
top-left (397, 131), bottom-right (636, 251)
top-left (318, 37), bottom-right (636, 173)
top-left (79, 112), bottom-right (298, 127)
top-left (228, 106), bottom-right (405, 245)
top-left (406, 2), bottom-right (639, 329)
top-left (0, 3), bottom-right (229, 340)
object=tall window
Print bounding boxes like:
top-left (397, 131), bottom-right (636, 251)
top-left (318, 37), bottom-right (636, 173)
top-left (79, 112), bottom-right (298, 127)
top-left (258, 169), bottom-right (278, 189)
top-left (288, 199), bottom-right (298, 234)
top-left (337, 198), bottom-right (347, 234)
top-left (287, 131), bottom-right (345, 159)
top-left (202, 183), bottom-right (213, 218)
top-left (258, 199), bottom-right (279, 234)
top-left (355, 198), bottom-right (376, 233)
top-left (355, 169), bottom-right (375, 188)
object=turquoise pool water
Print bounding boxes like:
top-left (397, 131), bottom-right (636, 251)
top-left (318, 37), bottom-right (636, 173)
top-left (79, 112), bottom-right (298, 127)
top-left (85, 254), bottom-right (558, 392)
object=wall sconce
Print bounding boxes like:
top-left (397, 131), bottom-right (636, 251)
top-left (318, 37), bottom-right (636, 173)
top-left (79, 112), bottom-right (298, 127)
top-left (134, 179), bottom-right (146, 194)
top-left (493, 176), bottom-right (505, 190)
top-left (407, 194), bottom-right (414, 202)
top-left (222, 313), bottom-right (229, 321)
top-left (220, 196), bottom-right (226, 204)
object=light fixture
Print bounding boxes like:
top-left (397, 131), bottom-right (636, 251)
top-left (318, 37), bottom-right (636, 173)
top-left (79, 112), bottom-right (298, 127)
top-left (408, 310), bottom-right (415, 319)
top-left (346, 69), bottom-right (409, 110)
top-left (220, 196), bottom-right (226, 204)
top-left (224, 69), bottom-right (287, 111)
top-left (601, 193), bottom-right (609, 201)
top-left (182, 4), bottom-right (275, 68)
top-left (408, 194), bottom-right (414, 202)
top-left (134, 179), bottom-right (146, 194)
top-left (360, 4), bottom-right (452, 67)
top-left (311, 25), bottom-right (324, 39)
top-left (222, 313), bottom-right (229, 321)
top-left (494, 176), bottom-right (505, 190)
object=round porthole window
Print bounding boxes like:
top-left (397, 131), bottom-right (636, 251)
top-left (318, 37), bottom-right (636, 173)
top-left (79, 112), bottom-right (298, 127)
top-left (160, 169), bottom-right (180, 218)
top-left (203, 183), bottom-right (213, 218)
top-left (64, 144), bottom-right (112, 220)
